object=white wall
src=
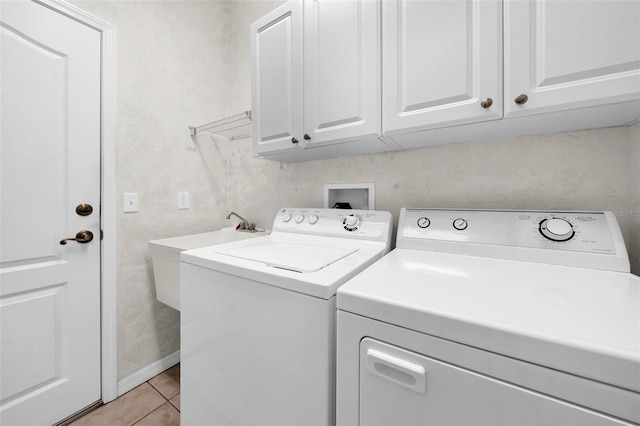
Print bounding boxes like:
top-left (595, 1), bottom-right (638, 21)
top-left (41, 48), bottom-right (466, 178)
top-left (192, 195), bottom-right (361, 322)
top-left (208, 124), bottom-right (637, 256)
top-left (68, 0), bottom-right (239, 379)
top-left (629, 123), bottom-right (640, 273)
top-left (71, 0), bottom-right (639, 380)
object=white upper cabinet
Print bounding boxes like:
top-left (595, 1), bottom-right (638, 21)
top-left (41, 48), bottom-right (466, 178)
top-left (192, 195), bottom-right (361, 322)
top-left (385, 0), bottom-right (639, 150)
top-left (382, 0), bottom-right (503, 134)
top-left (505, 0), bottom-right (640, 118)
top-left (251, 0), bottom-right (389, 161)
top-left (251, 0), bottom-right (640, 161)
top-left (303, 0), bottom-right (380, 148)
top-left (251, 1), bottom-right (303, 156)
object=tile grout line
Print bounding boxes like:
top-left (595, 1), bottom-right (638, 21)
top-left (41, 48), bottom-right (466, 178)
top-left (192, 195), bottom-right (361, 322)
top-left (147, 381), bottom-right (172, 402)
top-left (129, 382), bottom-right (178, 426)
top-left (168, 395), bottom-right (181, 413)
top-left (147, 379), bottom-right (180, 409)
top-left (130, 407), bottom-right (158, 426)
top-left (147, 364), bottom-right (181, 414)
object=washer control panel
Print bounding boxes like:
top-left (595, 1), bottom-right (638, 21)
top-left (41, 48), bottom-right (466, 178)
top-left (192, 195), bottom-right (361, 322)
top-left (273, 208), bottom-right (393, 243)
top-left (400, 209), bottom-right (618, 255)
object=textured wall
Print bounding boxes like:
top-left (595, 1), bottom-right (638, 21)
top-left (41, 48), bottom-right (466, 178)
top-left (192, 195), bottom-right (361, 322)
top-left (70, 0), bottom-right (638, 381)
top-left (212, 126), bottom-right (637, 261)
top-left (68, 0), bottom-right (239, 379)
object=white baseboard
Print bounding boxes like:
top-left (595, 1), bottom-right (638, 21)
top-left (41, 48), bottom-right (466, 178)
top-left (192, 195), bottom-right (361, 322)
top-left (117, 350), bottom-right (180, 396)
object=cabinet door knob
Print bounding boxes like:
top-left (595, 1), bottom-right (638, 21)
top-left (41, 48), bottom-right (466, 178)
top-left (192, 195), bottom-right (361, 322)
top-left (480, 98), bottom-right (493, 108)
top-left (303, 134), bottom-right (311, 141)
top-left (291, 137), bottom-right (299, 144)
top-left (514, 94), bottom-right (529, 105)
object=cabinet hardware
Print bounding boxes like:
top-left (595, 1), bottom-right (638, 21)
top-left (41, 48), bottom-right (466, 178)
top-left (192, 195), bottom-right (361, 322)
top-left (304, 134), bottom-right (311, 141)
top-left (514, 94), bottom-right (529, 105)
top-left (480, 98), bottom-right (493, 108)
top-left (291, 137), bottom-right (299, 144)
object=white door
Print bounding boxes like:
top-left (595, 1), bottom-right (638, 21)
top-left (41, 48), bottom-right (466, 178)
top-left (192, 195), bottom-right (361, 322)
top-left (303, 0), bottom-right (380, 148)
top-left (382, 0), bottom-right (502, 134)
top-left (0, 1), bottom-right (102, 425)
top-left (251, 0), bottom-right (303, 156)
top-left (504, 0), bottom-right (640, 118)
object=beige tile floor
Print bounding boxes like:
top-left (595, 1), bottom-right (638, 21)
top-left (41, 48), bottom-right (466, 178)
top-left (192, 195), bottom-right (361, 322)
top-left (71, 364), bottom-right (180, 426)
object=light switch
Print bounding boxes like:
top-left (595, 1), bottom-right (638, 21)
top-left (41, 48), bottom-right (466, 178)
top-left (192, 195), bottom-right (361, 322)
top-left (123, 192), bottom-right (138, 213)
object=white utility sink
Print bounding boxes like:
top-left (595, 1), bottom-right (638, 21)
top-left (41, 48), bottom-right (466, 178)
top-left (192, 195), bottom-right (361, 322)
top-left (148, 227), bottom-right (269, 310)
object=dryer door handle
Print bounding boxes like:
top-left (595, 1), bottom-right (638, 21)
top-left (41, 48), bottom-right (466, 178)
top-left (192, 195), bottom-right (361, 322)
top-left (366, 348), bottom-right (426, 393)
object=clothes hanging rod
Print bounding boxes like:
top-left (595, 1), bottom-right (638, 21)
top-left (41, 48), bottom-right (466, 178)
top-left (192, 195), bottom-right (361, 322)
top-left (189, 110), bottom-right (251, 137)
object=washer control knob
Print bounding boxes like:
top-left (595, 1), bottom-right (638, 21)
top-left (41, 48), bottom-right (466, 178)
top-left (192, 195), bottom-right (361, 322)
top-left (308, 215), bottom-right (319, 225)
top-left (540, 218), bottom-right (574, 242)
top-left (295, 214), bottom-right (305, 224)
top-left (343, 214), bottom-right (359, 231)
top-left (282, 212), bottom-right (292, 222)
top-left (417, 217), bottom-right (430, 228)
top-left (453, 218), bottom-right (468, 231)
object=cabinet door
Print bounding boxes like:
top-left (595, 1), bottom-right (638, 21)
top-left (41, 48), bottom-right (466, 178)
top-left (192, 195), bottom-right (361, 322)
top-left (382, 0), bottom-right (502, 135)
top-left (505, 0), bottom-right (640, 117)
top-left (251, 1), bottom-right (303, 155)
top-left (303, 0), bottom-right (380, 147)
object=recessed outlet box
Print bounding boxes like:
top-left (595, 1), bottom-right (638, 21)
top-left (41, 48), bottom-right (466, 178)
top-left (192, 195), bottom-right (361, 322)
top-left (324, 183), bottom-right (375, 210)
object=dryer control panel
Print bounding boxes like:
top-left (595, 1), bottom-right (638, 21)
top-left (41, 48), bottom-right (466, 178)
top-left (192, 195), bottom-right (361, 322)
top-left (273, 208), bottom-right (393, 244)
top-left (397, 209), bottom-right (630, 272)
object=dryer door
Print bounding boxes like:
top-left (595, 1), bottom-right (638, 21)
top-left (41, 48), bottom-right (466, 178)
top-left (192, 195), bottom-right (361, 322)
top-left (359, 338), bottom-right (628, 426)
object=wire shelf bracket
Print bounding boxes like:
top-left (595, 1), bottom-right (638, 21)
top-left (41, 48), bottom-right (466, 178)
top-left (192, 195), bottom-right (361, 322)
top-left (189, 110), bottom-right (252, 140)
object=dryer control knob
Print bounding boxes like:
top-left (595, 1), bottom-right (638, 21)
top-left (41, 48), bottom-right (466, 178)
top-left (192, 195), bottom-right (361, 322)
top-left (295, 214), bottom-right (305, 224)
top-left (540, 218), bottom-right (574, 242)
top-left (282, 212), bottom-right (292, 222)
top-left (308, 215), bottom-right (319, 225)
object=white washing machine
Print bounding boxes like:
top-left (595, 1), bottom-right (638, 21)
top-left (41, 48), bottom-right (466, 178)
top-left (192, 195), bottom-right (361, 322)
top-left (180, 208), bottom-right (393, 426)
top-left (337, 209), bottom-right (640, 425)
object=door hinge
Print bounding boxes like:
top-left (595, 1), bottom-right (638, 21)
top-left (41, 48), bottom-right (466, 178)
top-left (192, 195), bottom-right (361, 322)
top-left (100, 229), bottom-right (104, 240)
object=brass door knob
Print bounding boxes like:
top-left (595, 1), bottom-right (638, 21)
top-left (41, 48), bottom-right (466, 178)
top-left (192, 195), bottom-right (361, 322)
top-left (60, 230), bottom-right (94, 245)
top-left (76, 203), bottom-right (93, 216)
top-left (291, 137), bottom-right (299, 144)
top-left (480, 98), bottom-right (493, 108)
top-left (514, 94), bottom-right (529, 105)
top-left (303, 134), bottom-right (311, 141)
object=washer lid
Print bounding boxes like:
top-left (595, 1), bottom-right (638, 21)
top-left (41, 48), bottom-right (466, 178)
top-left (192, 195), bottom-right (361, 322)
top-left (181, 232), bottom-right (387, 299)
top-left (216, 240), bottom-right (357, 273)
top-left (337, 249), bottom-right (640, 393)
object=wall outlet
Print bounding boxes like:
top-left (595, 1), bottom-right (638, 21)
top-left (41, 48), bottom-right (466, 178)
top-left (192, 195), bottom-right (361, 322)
top-left (178, 192), bottom-right (189, 210)
top-left (123, 192), bottom-right (138, 213)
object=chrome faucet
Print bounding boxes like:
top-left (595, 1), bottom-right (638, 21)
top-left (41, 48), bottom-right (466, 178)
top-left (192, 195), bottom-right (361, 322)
top-left (226, 211), bottom-right (256, 231)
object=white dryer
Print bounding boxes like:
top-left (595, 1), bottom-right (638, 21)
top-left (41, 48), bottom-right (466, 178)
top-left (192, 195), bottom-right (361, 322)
top-left (180, 208), bottom-right (393, 426)
top-left (337, 209), bottom-right (640, 425)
